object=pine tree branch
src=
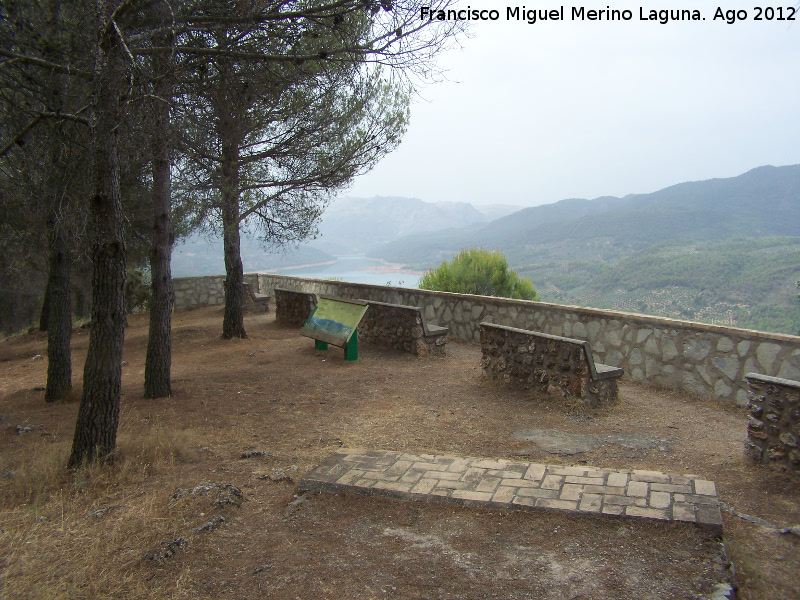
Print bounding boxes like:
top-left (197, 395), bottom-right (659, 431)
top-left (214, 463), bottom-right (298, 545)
top-left (0, 110), bottom-right (91, 158)
top-left (0, 49), bottom-right (94, 80)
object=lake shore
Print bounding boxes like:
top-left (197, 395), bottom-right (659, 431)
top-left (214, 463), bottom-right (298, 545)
top-left (265, 256), bottom-right (424, 276)
top-left (257, 256), bottom-right (423, 288)
top-left (266, 259), bottom-right (338, 272)
top-left (356, 257), bottom-right (425, 276)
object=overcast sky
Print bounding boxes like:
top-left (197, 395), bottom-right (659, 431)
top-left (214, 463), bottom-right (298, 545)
top-left (346, 0), bottom-right (800, 207)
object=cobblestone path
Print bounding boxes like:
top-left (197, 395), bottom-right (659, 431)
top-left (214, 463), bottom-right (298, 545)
top-left (299, 449), bottom-right (723, 530)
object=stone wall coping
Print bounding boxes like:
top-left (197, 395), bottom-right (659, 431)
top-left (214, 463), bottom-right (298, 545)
top-left (361, 299), bottom-right (421, 312)
top-left (273, 287), bottom-right (316, 297)
top-left (255, 273), bottom-right (800, 345)
top-left (744, 372), bottom-right (800, 389)
top-left (319, 295), bottom-right (369, 306)
top-left (174, 274), bottom-right (225, 282)
top-left (258, 274), bottom-right (411, 296)
top-left (480, 321), bottom-right (587, 346)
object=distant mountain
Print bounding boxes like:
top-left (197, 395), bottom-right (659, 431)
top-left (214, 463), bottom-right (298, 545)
top-left (309, 196), bottom-right (492, 255)
top-left (371, 165), bottom-right (800, 334)
top-left (372, 195), bottom-right (633, 266)
top-left (171, 195), bottom-right (511, 276)
top-left (472, 203), bottom-right (524, 221)
top-left (373, 165), bottom-right (800, 266)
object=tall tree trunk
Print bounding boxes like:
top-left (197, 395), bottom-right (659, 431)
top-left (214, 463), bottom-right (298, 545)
top-left (42, 0), bottom-right (72, 401)
top-left (39, 277), bottom-right (51, 332)
top-left (220, 135), bottom-right (246, 339)
top-left (44, 212), bottom-right (72, 401)
top-left (144, 39), bottom-right (174, 399)
top-left (68, 21), bottom-right (127, 468)
top-left (143, 134), bottom-right (173, 397)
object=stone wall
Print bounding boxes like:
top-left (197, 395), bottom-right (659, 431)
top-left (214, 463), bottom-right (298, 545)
top-left (744, 373), bottom-right (800, 475)
top-left (274, 288), bottom-right (317, 326)
top-left (173, 274), bottom-right (259, 311)
top-left (360, 301), bottom-right (447, 357)
top-left (480, 322), bottom-right (620, 408)
top-left (172, 273), bottom-right (800, 406)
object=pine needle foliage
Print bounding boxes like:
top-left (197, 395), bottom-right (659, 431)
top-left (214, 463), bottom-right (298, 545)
top-left (419, 248), bottom-right (540, 300)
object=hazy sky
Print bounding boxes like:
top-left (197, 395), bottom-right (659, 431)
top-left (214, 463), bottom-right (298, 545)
top-left (346, 0), bottom-right (800, 207)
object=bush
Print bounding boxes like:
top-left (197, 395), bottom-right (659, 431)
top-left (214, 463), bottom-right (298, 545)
top-left (419, 248), bottom-right (540, 300)
top-left (124, 268), bottom-right (151, 314)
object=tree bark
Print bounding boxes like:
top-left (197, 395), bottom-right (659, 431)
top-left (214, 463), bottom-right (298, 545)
top-left (144, 121), bottom-right (173, 397)
top-left (39, 277), bottom-right (51, 332)
top-left (220, 133), bottom-right (246, 339)
top-left (144, 36), bottom-right (174, 399)
top-left (44, 213), bottom-right (72, 401)
top-left (42, 0), bottom-right (72, 401)
top-left (68, 19), bottom-right (127, 468)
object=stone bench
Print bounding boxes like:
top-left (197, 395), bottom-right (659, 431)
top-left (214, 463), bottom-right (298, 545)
top-left (358, 300), bottom-right (448, 357)
top-left (744, 373), bottom-right (800, 475)
top-left (274, 288), bottom-right (317, 326)
top-left (479, 322), bottom-right (623, 408)
top-left (243, 283), bottom-right (270, 313)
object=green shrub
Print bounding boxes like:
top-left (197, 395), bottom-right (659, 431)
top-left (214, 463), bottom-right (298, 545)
top-left (419, 248), bottom-right (540, 300)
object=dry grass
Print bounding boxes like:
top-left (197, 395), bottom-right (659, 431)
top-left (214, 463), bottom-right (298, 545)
top-left (1, 306), bottom-right (798, 599)
top-left (0, 405), bottom-right (209, 599)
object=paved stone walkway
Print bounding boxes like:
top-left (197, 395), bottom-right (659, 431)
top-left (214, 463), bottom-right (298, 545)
top-left (299, 449), bottom-right (723, 531)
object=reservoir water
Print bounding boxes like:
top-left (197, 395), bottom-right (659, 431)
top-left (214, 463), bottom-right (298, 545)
top-left (272, 256), bottom-right (422, 289)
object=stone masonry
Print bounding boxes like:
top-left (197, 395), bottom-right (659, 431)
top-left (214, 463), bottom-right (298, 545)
top-left (480, 322), bottom-right (622, 408)
top-left (300, 449), bottom-right (723, 531)
top-left (744, 373), bottom-right (800, 475)
top-left (171, 273), bottom-right (800, 406)
top-left (243, 283), bottom-right (270, 313)
top-left (172, 274), bottom-right (259, 311)
top-left (255, 274), bottom-right (800, 406)
top-left (274, 288), bottom-right (317, 327)
top-left (359, 301), bottom-right (448, 357)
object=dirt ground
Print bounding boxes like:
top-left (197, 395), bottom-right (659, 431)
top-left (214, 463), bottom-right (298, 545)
top-left (1, 305), bottom-right (798, 599)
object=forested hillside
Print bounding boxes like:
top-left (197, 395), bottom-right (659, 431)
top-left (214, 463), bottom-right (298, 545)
top-left (372, 166), bottom-right (800, 334)
top-left (519, 238), bottom-right (800, 333)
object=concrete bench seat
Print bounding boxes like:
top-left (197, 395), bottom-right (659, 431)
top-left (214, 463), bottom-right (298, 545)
top-left (593, 362), bottom-right (626, 380)
top-left (242, 283), bottom-right (270, 313)
top-left (274, 288), bottom-right (317, 326)
top-left (359, 300), bottom-right (448, 357)
top-left (480, 322), bottom-right (622, 408)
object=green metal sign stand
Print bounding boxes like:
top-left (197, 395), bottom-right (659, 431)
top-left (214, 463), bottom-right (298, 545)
top-left (300, 296), bottom-right (368, 361)
top-left (344, 330), bottom-right (358, 361)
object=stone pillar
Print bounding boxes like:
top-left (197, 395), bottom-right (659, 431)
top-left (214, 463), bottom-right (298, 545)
top-left (744, 373), bottom-right (800, 475)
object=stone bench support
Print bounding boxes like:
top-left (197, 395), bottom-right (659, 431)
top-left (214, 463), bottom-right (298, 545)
top-left (744, 373), bottom-right (800, 475)
top-left (243, 283), bottom-right (270, 313)
top-left (274, 288), bottom-right (317, 326)
top-left (480, 322), bottom-right (623, 408)
top-left (359, 300), bottom-right (448, 357)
